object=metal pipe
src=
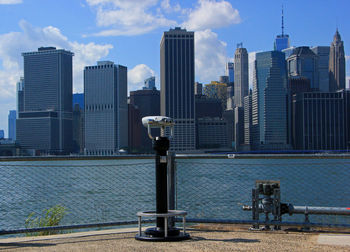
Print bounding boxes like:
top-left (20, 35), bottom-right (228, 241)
top-left (0, 220), bottom-right (154, 235)
top-left (176, 218), bottom-right (350, 229)
top-left (291, 206), bottom-right (350, 215)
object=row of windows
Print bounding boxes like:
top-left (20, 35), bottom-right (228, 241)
top-left (85, 65), bottom-right (114, 70)
top-left (165, 35), bottom-right (193, 38)
top-left (85, 150), bottom-right (115, 155)
top-left (303, 93), bottom-right (342, 99)
top-left (86, 104), bottom-right (114, 111)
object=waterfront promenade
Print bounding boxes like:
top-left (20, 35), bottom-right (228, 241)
top-left (0, 225), bottom-right (350, 251)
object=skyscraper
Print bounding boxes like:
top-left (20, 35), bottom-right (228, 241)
top-left (286, 47), bottom-right (319, 90)
top-left (311, 46), bottom-right (330, 92)
top-left (84, 61), bottom-right (128, 155)
top-left (234, 44), bottom-right (248, 108)
top-left (8, 110), bottom-right (16, 141)
top-left (129, 89), bottom-right (160, 152)
top-left (160, 27), bottom-right (195, 151)
top-left (17, 47), bottom-right (73, 154)
top-left (252, 51), bottom-right (288, 150)
top-left (16, 77), bottom-right (24, 115)
top-left (274, 6), bottom-right (290, 51)
top-left (203, 81), bottom-right (227, 111)
top-left (329, 29), bottom-right (345, 91)
top-left (226, 62), bottom-right (234, 83)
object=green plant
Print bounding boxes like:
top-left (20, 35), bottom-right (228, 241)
top-left (25, 205), bottom-right (67, 236)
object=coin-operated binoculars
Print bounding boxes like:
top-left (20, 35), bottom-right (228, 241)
top-left (135, 116), bottom-right (190, 242)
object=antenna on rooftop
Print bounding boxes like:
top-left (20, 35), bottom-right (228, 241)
top-left (281, 5), bottom-right (284, 36)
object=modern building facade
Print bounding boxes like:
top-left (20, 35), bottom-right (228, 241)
top-left (252, 51), bottom-right (289, 150)
top-left (72, 93), bottom-right (84, 153)
top-left (234, 45), bottom-right (249, 108)
top-left (203, 81), bottom-right (227, 111)
top-left (292, 91), bottom-right (348, 150)
top-left (197, 117), bottom-right (227, 149)
top-left (84, 61), bottom-right (128, 155)
top-left (194, 82), bottom-right (203, 95)
top-left (143, 76), bottom-right (156, 90)
top-left (8, 110), bottom-right (16, 141)
top-left (16, 47), bottom-right (73, 154)
top-left (311, 46), bottom-right (330, 92)
top-left (160, 27), bottom-right (195, 151)
top-left (128, 103), bottom-right (142, 152)
top-left (129, 89), bottom-right (160, 152)
top-left (226, 62), bottom-right (234, 83)
top-left (287, 47), bottom-right (319, 90)
top-left (244, 90), bottom-right (253, 147)
top-left (329, 29), bottom-right (346, 91)
top-left (16, 77), bottom-right (24, 115)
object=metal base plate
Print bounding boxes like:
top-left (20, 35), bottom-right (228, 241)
top-left (136, 227), bottom-right (190, 242)
top-left (135, 232), bottom-right (191, 242)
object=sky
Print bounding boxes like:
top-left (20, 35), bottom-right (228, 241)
top-left (0, 0), bottom-right (349, 136)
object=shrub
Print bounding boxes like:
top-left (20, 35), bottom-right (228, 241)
top-left (25, 205), bottom-right (67, 236)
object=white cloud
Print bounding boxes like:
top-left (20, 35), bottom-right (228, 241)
top-left (0, 0), bottom-right (22, 4)
top-left (346, 55), bottom-right (350, 61)
top-left (0, 20), bottom-right (112, 99)
top-left (182, 0), bottom-right (241, 31)
top-left (86, 0), bottom-right (177, 36)
top-left (0, 20), bottom-right (113, 133)
top-left (161, 0), bottom-right (181, 13)
top-left (347, 76), bottom-right (350, 90)
top-left (128, 64), bottom-right (156, 92)
top-left (195, 29), bottom-right (227, 83)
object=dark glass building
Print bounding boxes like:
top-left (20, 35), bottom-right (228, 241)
top-left (129, 89), bottom-right (160, 152)
top-left (292, 91), bottom-right (349, 150)
top-left (160, 27), bottom-right (195, 151)
top-left (17, 47), bottom-right (73, 154)
top-left (252, 51), bottom-right (289, 150)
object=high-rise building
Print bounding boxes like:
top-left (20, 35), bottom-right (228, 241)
top-left (197, 117), bottom-right (227, 149)
top-left (129, 89), bottom-right (160, 152)
top-left (8, 110), bottom-right (16, 141)
top-left (84, 61), bottom-right (128, 155)
top-left (234, 106), bottom-right (244, 151)
top-left (329, 29), bottom-right (346, 91)
top-left (203, 81), bottom-right (227, 110)
top-left (143, 76), bottom-right (156, 90)
top-left (252, 51), bottom-right (289, 150)
top-left (72, 93), bottom-right (84, 154)
top-left (16, 77), bottom-right (24, 116)
top-left (282, 46), bottom-right (296, 59)
top-left (292, 91), bottom-right (348, 150)
top-left (311, 46), bottom-right (330, 92)
top-left (160, 27), bottom-right (195, 151)
top-left (194, 82), bottom-right (203, 95)
top-left (234, 44), bottom-right (249, 108)
top-left (195, 95), bottom-right (222, 119)
top-left (274, 6), bottom-right (290, 51)
top-left (17, 47), bottom-right (74, 154)
top-left (244, 90), bottom-right (252, 147)
top-left (0, 130), bottom-right (4, 139)
top-left (128, 104), bottom-right (142, 152)
top-left (287, 47), bottom-right (319, 90)
top-left (226, 62), bottom-right (234, 83)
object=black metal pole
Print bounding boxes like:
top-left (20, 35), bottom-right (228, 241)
top-left (153, 136), bottom-right (169, 230)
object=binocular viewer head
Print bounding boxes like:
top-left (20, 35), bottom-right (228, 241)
top-left (142, 116), bottom-right (174, 140)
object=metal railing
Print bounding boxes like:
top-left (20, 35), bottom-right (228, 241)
top-left (0, 155), bottom-right (349, 235)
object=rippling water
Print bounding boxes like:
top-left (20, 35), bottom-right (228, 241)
top-left (0, 157), bottom-right (349, 230)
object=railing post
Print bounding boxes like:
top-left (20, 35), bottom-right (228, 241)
top-left (167, 152), bottom-right (176, 228)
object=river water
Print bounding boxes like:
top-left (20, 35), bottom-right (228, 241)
top-left (0, 157), bottom-right (349, 230)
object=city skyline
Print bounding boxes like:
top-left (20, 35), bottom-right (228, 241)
top-left (0, 0), bottom-right (349, 135)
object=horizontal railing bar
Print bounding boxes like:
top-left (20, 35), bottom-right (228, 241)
top-left (0, 220), bottom-right (154, 235)
top-left (178, 218), bottom-right (350, 229)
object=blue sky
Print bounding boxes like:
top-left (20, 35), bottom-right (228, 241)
top-left (0, 0), bottom-right (349, 136)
